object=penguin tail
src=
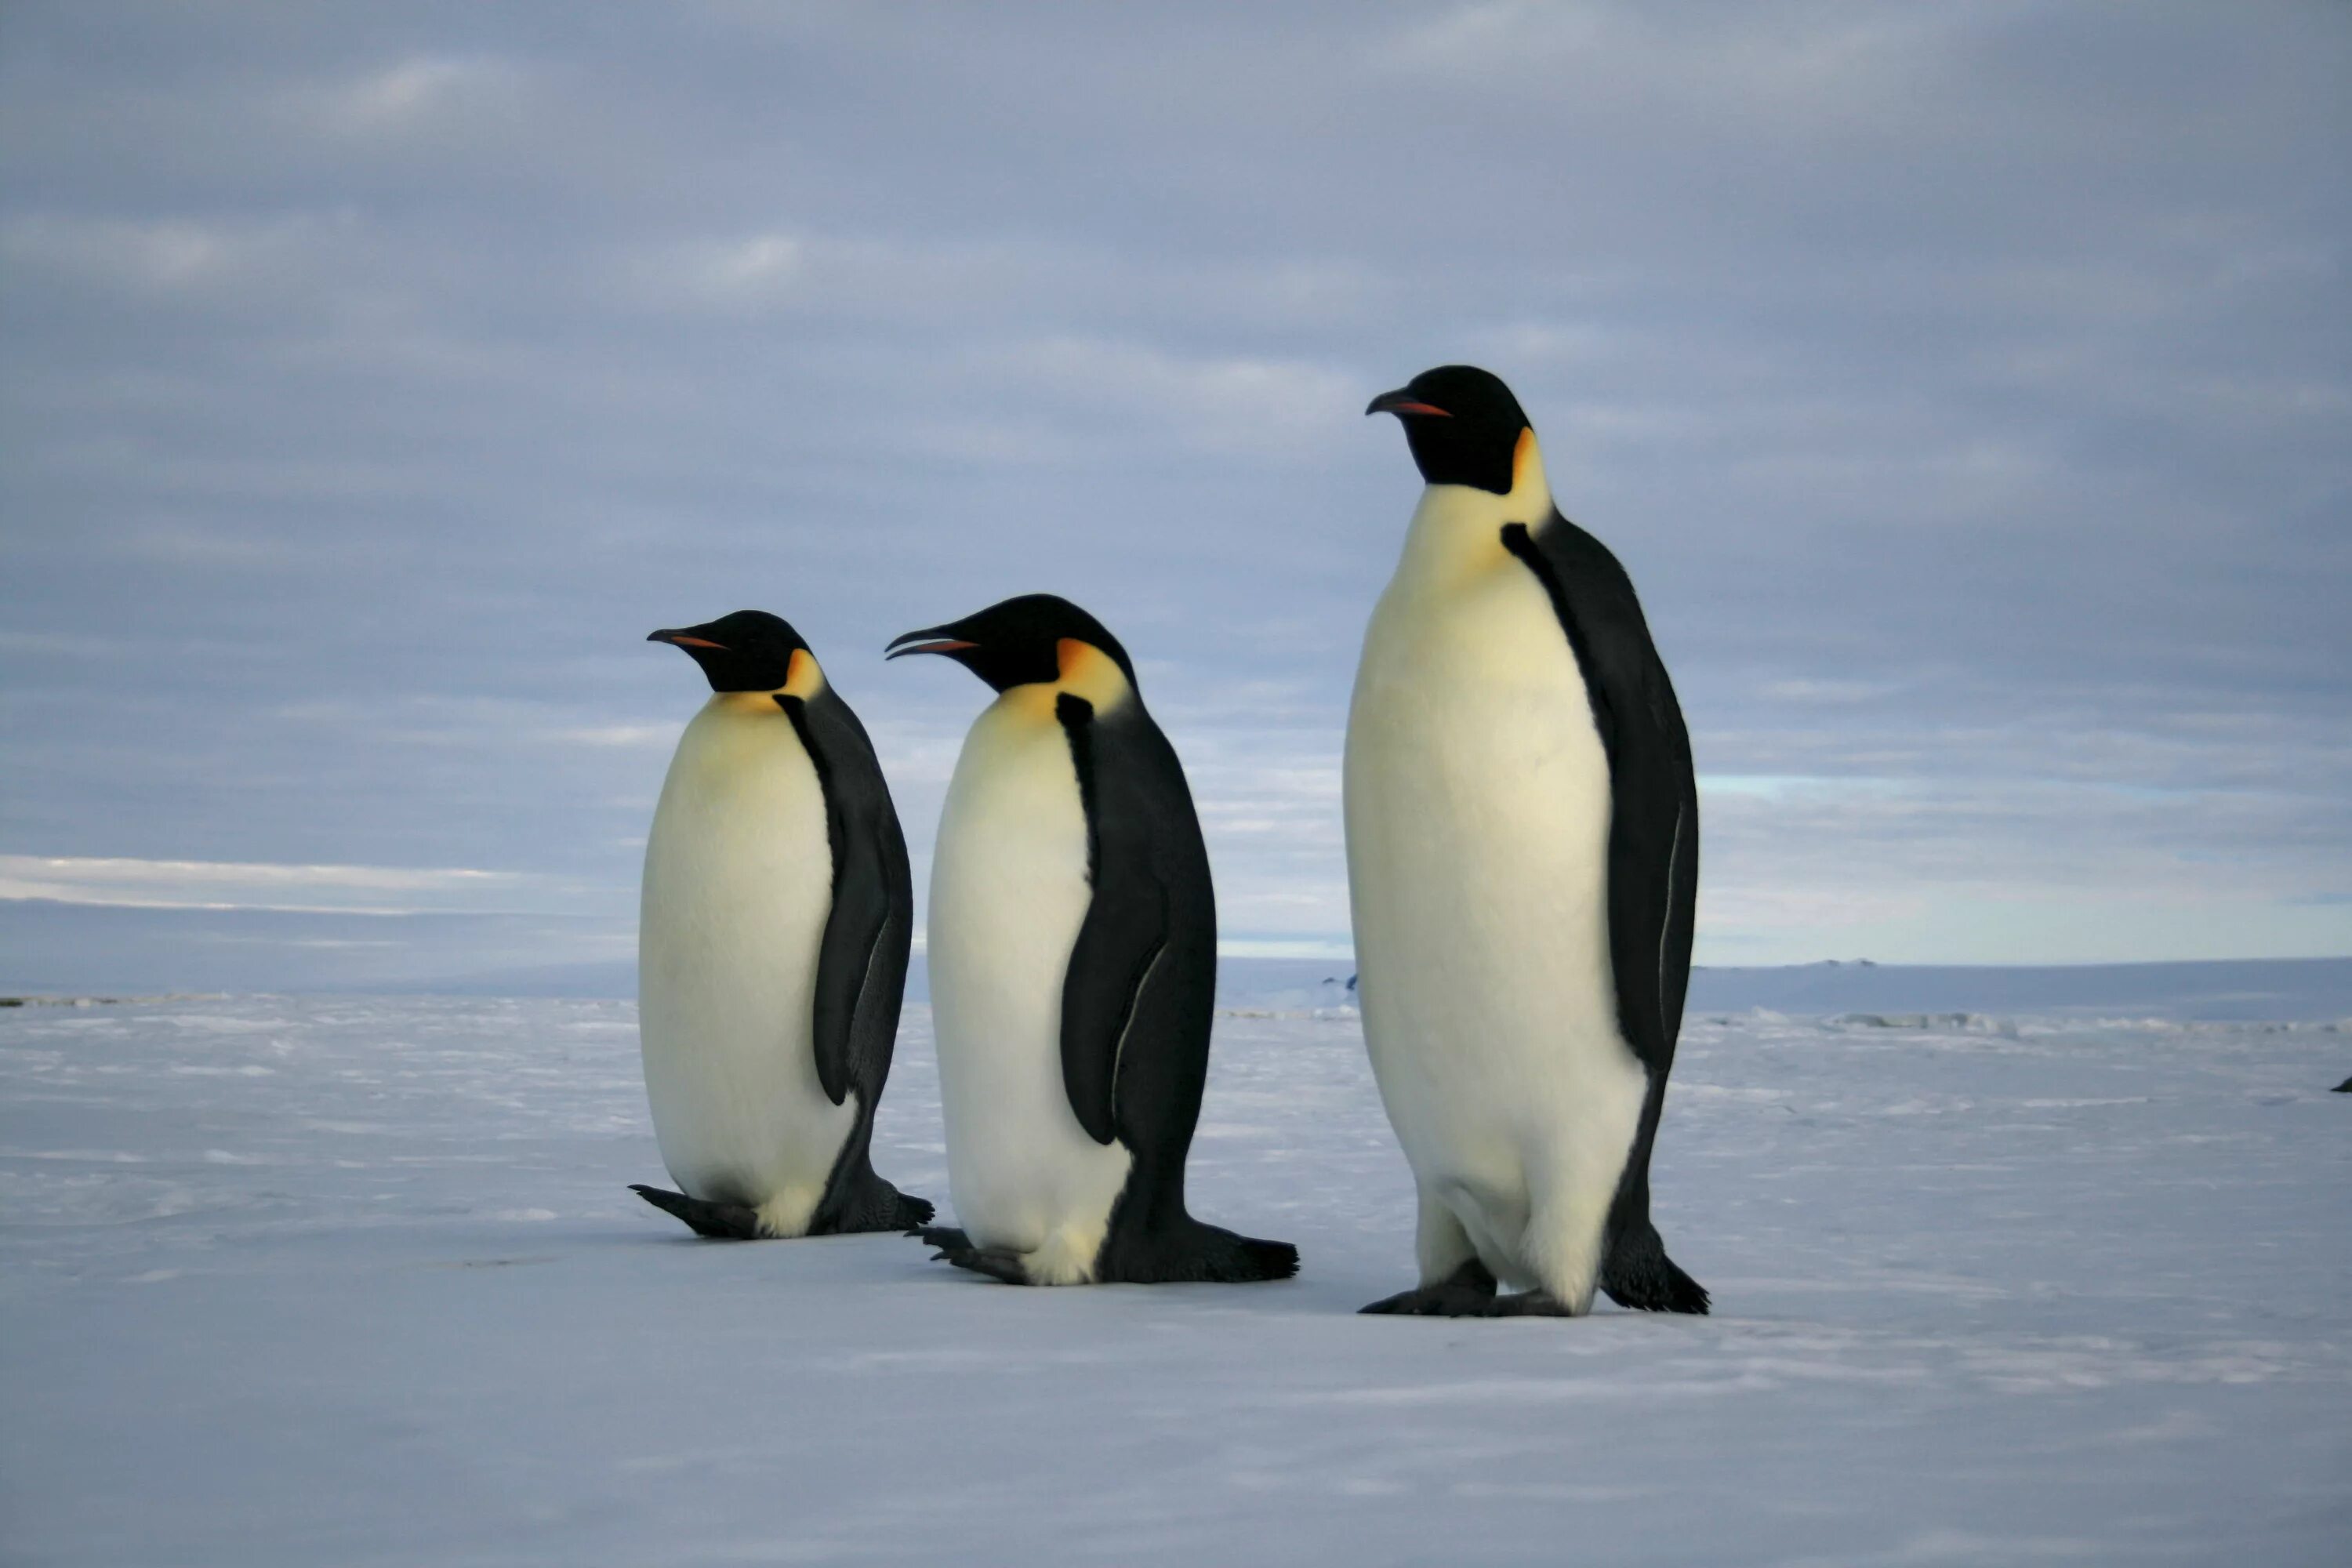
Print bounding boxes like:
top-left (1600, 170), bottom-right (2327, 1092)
top-left (1601, 1223), bottom-right (1710, 1316)
top-left (630, 1184), bottom-right (761, 1240)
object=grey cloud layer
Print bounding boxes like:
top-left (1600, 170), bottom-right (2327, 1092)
top-left (2, 1), bottom-right (2346, 978)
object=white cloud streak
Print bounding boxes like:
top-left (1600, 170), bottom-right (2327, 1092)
top-left (0, 856), bottom-right (594, 918)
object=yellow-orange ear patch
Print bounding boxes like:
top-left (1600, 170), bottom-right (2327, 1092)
top-left (1055, 638), bottom-right (1131, 710)
top-left (782, 648), bottom-right (823, 699)
top-left (1512, 426), bottom-right (1537, 493)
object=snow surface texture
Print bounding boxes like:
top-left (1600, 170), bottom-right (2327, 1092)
top-left (3, 989), bottom-right (2347, 1565)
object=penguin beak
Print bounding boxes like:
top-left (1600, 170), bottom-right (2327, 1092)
top-left (648, 629), bottom-right (728, 651)
top-left (1366, 388), bottom-right (1452, 419)
top-left (885, 626), bottom-right (978, 661)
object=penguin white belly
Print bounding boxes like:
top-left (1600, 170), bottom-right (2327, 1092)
top-left (928, 695), bottom-right (1134, 1284)
top-left (1345, 517), bottom-right (1650, 1305)
top-left (639, 695), bottom-right (856, 1238)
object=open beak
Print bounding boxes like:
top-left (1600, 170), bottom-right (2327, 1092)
top-left (648, 629), bottom-right (728, 650)
top-left (885, 626), bottom-right (978, 661)
top-left (1366, 387), bottom-right (1452, 419)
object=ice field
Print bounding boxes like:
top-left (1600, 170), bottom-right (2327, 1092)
top-left (3, 978), bottom-right (2347, 1565)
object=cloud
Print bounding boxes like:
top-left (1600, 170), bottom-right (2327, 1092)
top-left (985, 336), bottom-right (1360, 458)
top-left (662, 232), bottom-right (805, 304)
top-left (548, 724), bottom-right (676, 750)
top-left (0, 212), bottom-right (355, 297)
top-left (0, 855), bottom-right (591, 917)
top-left (292, 55), bottom-right (528, 138)
top-left (1379, 1), bottom-right (1947, 110)
top-left (2, 2), bottom-right (2345, 981)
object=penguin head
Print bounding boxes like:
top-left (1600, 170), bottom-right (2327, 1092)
top-left (648, 610), bottom-right (812, 693)
top-left (1366, 365), bottom-right (1532, 495)
top-left (886, 593), bottom-right (1137, 696)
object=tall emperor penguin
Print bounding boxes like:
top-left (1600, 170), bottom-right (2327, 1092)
top-left (633, 611), bottom-right (931, 1240)
top-left (1346, 365), bottom-right (1708, 1317)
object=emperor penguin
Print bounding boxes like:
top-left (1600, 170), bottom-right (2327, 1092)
top-left (633, 610), bottom-right (931, 1239)
top-left (1347, 366), bottom-right (1708, 1317)
top-left (887, 594), bottom-right (1298, 1287)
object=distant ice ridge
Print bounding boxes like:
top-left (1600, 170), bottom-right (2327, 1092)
top-left (1686, 956), bottom-right (2352, 1022)
top-left (1828, 1011), bottom-right (2021, 1035)
top-left (1212, 957), bottom-right (1359, 1018)
top-left (0, 993), bottom-right (223, 1007)
top-left (1207, 955), bottom-right (2352, 1027)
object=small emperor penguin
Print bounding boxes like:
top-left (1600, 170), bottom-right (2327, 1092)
top-left (887, 594), bottom-right (1298, 1287)
top-left (1348, 366), bottom-right (1708, 1317)
top-left (633, 611), bottom-right (931, 1239)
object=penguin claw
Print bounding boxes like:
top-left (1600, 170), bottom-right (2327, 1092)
top-left (911, 1225), bottom-right (971, 1250)
top-left (630, 1184), bottom-right (761, 1240)
top-left (922, 1240), bottom-right (1032, 1285)
top-left (950, 1247), bottom-right (1033, 1285)
top-left (1359, 1284), bottom-right (1577, 1317)
top-left (909, 1225), bottom-right (1033, 1283)
top-left (1359, 1258), bottom-right (1498, 1316)
top-left (1359, 1283), bottom-right (1496, 1316)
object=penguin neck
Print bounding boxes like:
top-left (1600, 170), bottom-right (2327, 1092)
top-left (704, 649), bottom-right (825, 717)
top-left (1397, 428), bottom-right (1556, 588)
top-left (990, 637), bottom-right (1135, 724)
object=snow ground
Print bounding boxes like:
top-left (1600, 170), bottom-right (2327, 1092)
top-left (2, 992), bottom-right (2347, 1566)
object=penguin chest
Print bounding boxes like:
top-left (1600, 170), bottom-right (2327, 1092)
top-left (1344, 545), bottom-right (1649, 1271)
top-left (927, 696), bottom-right (1133, 1276)
top-left (638, 697), bottom-right (855, 1235)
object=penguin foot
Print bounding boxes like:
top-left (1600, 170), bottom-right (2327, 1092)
top-left (1206, 1235), bottom-right (1301, 1285)
top-left (1480, 1290), bottom-right (1575, 1317)
top-left (1600, 1221), bottom-right (1711, 1315)
top-left (1102, 1220), bottom-right (1300, 1284)
top-left (814, 1173), bottom-right (934, 1234)
top-left (1359, 1258), bottom-right (1497, 1316)
top-left (932, 1243), bottom-right (1034, 1285)
top-left (630, 1185), bottom-right (760, 1240)
top-left (916, 1227), bottom-right (1025, 1280)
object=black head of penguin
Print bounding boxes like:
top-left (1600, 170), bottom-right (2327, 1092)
top-left (885, 593), bottom-right (1138, 694)
top-left (648, 610), bottom-right (810, 692)
top-left (1366, 365), bottom-right (1532, 496)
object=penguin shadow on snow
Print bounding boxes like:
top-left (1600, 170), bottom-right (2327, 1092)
top-left (889, 595), bottom-right (1299, 1289)
top-left (631, 611), bottom-right (933, 1243)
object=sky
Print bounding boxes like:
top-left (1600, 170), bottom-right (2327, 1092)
top-left (2, 2), bottom-right (2348, 992)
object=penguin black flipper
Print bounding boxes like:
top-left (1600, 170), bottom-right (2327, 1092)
top-left (1501, 515), bottom-right (1708, 1314)
top-left (775, 688), bottom-right (932, 1232)
top-left (776, 688), bottom-right (909, 1109)
top-left (1055, 692), bottom-right (1171, 1147)
top-left (1056, 691), bottom-right (1298, 1285)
